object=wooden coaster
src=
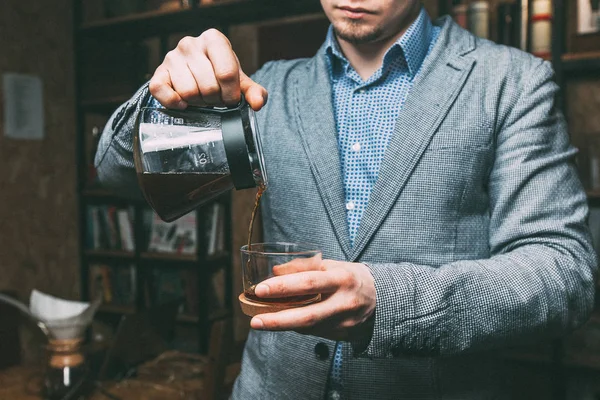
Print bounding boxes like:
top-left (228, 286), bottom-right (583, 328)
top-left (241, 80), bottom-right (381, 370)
top-left (238, 293), bottom-right (321, 317)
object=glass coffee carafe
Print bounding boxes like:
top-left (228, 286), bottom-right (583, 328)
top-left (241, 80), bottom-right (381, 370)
top-left (134, 99), bottom-right (268, 222)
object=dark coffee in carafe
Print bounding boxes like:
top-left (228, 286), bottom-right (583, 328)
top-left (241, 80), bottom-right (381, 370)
top-left (138, 172), bottom-right (234, 223)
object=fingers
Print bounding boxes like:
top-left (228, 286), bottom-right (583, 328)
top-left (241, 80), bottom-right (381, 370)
top-left (150, 29), bottom-right (269, 110)
top-left (272, 254), bottom-right (324, 276)
top-left (167, 52), bottom-right (204, 105)
top-left (203, 33), bottom-right (240, 105)
top-left (149, 66), bottom-right (187, 109)
top-left (250, 300), bottom-right (338, 331)
top-left (255, 270), bottom-right (337, 299)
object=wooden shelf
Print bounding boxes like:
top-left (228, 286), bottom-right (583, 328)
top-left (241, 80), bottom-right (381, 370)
top-left (209, 308), bottom-right (231, 322)
top-left (206, 251), bottom-right (230, 263)
top-left (79, 0), bottom-right (323, 40)
top-left (140, 251), bottom-right (231, 264)
top-left (176, 309), bottom-right (230, 324)
top-left (141, 252), bottom-right (198, 262)
top-left (586, 190), bottom-right (600, 204)
top-left (80, 95), bottom-right (131, 112)
top-left (98, 304), bottom-right (136, 315)
top-left (82, 187), bottom-right (140, 203)
top-left (561, 52), bottom-right (600, 73)
top-left (177, 313), bottom-right (200, 324)
top-left (85, 249), bottom-right (135, 259)
top-left (563, 354), bottom-right (600, 372)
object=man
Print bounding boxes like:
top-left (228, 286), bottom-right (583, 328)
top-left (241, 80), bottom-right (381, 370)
top-left (95, 0), bottom-right (597, 398)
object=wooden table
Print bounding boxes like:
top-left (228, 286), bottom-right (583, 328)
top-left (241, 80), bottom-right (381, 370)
top-left (0, 358), bottom-right (240, 400)
top-left (0, 366), bottom-right (198, 399)
top-left (0, 366), bottom-right (42, 400)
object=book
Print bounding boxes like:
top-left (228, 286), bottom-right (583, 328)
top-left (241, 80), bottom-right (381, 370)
top-left (89, 263), bottom-right (136, 306)
top-left (84, 113), bottom-right (107, 186)
top-left (452, 2), bottom-right (468, 30)
top-left (530, 0), bottom-right (552, 58)
top-left (216, 204), bottom-right (226, 254)
top-left (468, 1), bottom-right (490, 39)
top-left (578, 0), bottom-right (600, 34)
top-left (112, 264), bottom-right (136, 306)
top-left (87, 206), bottom-right (136, 251)
top-left (89, 264), bottom-right (113, 303)
top-left (174, 213), bottom-right (197, 255)
top-left (520, 0), bottom-right (529, 51)
top-left (106, 206), bottom-right (122, 250)
top-left (181, 270), bottom-right (199, 315)
top-left (206, 203), bottom-right (221, 256)
top-left (210, 268), bottom-right (226, 310)
top-left (148, 214), bottom-right (179, 253)
top-left (117, 208), bottom-right (135, 251)
top-left (147, 211), bottom-right (197, 254)
top-left (86, 206), bottom-right (97, 249)
top-left (88, 206), bottom-right (99, 249)
top-left (150, 269), bottom-right (186, 313)
top-left (142, 208), bottom-right (155, 250)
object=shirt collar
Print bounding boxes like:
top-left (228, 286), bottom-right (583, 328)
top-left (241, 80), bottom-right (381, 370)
top-left (325, 6), bottom-right (433, 80)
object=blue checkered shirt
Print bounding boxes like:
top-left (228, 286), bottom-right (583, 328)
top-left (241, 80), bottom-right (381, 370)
top-left (324, 7), bottom-right (440, 399)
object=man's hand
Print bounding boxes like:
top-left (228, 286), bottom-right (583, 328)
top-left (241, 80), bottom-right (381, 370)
top-left (149, 28), bottom-right (268, 110)
top-left (250, 259), bottom-right (377, 342)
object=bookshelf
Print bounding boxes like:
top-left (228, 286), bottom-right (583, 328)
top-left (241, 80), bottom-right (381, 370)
top-left (78, 0), bottom-right (323, 39)
top-left (73, 0), bottom-right (328, 355)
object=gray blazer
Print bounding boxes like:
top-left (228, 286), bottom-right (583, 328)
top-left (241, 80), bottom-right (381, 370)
top-left (96, 16), bottom-right (597, 400)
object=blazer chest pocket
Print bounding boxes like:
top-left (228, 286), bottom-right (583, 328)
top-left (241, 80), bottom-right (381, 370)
top-left (427, 123), bottom-right (493, 151)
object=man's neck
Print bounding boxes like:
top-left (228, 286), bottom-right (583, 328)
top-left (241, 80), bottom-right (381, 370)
top-left (336, 7), bottom-right (421, 81)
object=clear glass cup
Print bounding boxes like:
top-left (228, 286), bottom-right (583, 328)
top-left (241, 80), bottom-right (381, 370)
top-left (240, 242), bottom-right (322, 306)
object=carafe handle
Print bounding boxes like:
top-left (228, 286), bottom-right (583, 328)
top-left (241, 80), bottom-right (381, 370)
top-left (185, 96), bottom-right (248, 114)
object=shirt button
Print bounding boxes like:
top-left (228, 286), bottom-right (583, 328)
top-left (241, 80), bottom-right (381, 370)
top-left (351, 142), bottom-right (361, 152)
top-left (358, 89), bottom-right (366, 93)
top-left (330, 391), bottom-right (341, 400)
top-left (346, 201), bottom-right (355, 211)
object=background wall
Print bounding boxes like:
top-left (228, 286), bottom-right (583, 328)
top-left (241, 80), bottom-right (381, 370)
top-left (0, 1), bottom-right (78, 362)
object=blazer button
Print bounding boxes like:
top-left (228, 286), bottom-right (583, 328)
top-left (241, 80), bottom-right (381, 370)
top-left (314, 342), bottom-right (329, 360)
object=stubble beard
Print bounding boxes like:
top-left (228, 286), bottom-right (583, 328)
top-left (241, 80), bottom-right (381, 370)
top-left (332, 20), bottom-right (385, 44)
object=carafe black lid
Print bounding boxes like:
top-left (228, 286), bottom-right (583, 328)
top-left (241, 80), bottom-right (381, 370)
top-left (221, 107), bottom-right (257, 190)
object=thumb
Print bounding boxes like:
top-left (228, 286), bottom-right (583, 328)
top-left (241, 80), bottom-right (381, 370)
top-left (240, 70), bottom-right (268, 111)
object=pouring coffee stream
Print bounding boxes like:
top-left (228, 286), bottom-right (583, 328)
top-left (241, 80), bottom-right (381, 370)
top-left (133, 98), bottom-right (324, 308)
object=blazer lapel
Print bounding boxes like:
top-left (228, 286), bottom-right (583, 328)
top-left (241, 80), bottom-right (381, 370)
top-left (293, 47), bottom-right (353, 259)
top-left (350, 18), bottom-right (477, 260)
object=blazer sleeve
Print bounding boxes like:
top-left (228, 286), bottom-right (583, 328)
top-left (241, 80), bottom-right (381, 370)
top-left (357, 60), bottom-right (598, 358)
top-left (94, 82), bottom-right (152, 200)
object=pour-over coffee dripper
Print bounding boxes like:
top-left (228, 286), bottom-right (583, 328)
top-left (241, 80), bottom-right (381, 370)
top-left (0, 291), bottom-right (102, 400)
top-left (134, 98), bottom-right (268, 222)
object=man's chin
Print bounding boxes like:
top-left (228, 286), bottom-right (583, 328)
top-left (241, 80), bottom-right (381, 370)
top-left (333, 24), bottom-right (383, 44)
